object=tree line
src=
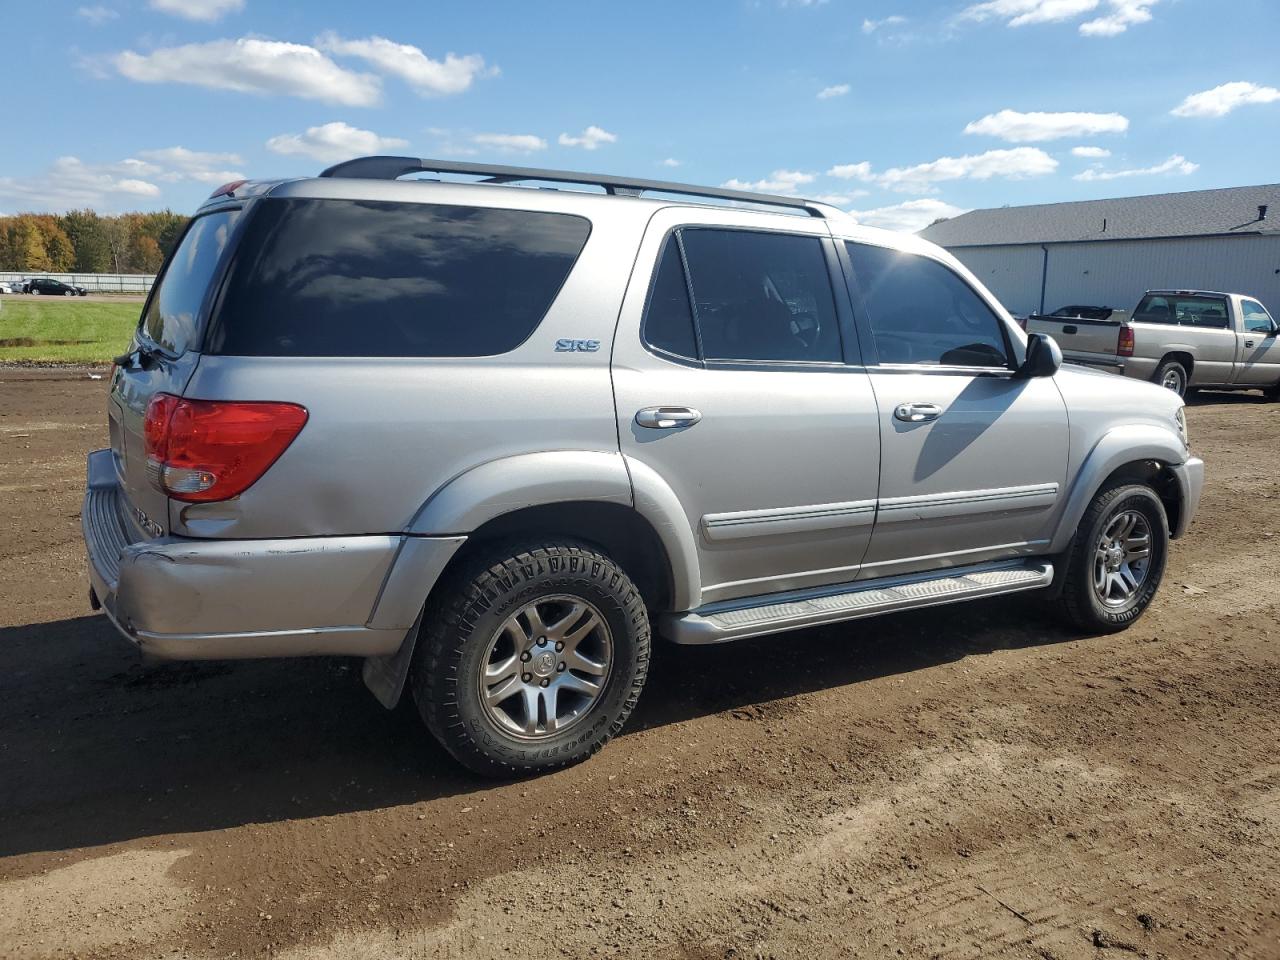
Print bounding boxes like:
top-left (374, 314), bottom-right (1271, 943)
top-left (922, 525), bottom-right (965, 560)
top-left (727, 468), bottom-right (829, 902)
top-left (0, 211), bottom-right (190, 275)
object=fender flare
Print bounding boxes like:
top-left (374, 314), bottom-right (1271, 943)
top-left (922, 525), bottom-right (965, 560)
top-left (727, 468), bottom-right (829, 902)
top-left (1048, 424), bottom-right (1189, 554)
top-left (408, 450), bottom-right (633, 534)
top-left (407, 449), bottom-right (701, 610)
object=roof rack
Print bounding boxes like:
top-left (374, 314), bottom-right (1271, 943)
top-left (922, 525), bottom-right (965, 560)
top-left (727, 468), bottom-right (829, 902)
top-left (318, 156), bottom-right (841, 219)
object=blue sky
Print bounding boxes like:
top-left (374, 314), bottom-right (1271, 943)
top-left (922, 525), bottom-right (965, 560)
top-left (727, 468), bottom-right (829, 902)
top-left (2, 0), bottom-right (1278, 230)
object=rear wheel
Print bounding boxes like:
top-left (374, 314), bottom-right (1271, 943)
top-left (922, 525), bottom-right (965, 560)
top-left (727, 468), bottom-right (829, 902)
top-left (1153, 358), bottom-right (1188, 396)
top-left (411, 541), bottom-right (650, 777)
top-left (1057, 482), bottom-right (1168, 633)
top-left (29, 287), bottom-right (39, 296)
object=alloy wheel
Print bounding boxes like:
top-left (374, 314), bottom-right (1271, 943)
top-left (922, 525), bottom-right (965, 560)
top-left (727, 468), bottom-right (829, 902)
top-left (1092, 509), bottom-right (1152, 607)
top-left (477, 594), bottom-right (613, 739)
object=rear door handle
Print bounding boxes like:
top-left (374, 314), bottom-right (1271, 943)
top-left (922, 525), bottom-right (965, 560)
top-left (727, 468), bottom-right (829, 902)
top-left (636, 406), bottom-right (702, 429)
top-left (894, 402), bottom-right (942, 423)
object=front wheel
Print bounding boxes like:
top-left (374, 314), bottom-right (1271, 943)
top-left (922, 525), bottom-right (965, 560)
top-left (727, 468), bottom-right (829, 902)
top-left (1056, 483), bottom-right (1169, 633)
top-left (412, 541), bottom-right (651, 777)
top-left (29, 287), bottom-right (38, 295)
top-left (63, 290), bottom-right (73, 297)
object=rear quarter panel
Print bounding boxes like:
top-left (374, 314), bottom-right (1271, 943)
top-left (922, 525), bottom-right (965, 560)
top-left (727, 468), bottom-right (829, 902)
top-left (173, 195), bottom-right (653, 540)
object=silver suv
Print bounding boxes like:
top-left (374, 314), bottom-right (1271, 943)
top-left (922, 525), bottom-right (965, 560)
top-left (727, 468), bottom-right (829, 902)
top-left (82, 157), bottom-right (1204, 775)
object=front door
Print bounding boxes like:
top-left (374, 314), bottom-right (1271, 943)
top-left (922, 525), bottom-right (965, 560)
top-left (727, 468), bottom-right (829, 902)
top-left (612, 209), bottom-right (881, 608)
top-left (842, 240), bottom-right (1069, 578)
top-left (1235, 297), bottom-right (1280, 386)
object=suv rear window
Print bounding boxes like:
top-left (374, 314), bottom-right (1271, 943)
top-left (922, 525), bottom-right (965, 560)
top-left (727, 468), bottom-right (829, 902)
top-left (141, 209), bottom-right (240, 355)
top-left (206, 198), bottom-right (590, 357)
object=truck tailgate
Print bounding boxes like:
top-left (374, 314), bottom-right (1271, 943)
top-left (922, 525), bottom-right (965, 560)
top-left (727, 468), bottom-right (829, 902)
top-left (1025, 315), bottom-right (1121, 367)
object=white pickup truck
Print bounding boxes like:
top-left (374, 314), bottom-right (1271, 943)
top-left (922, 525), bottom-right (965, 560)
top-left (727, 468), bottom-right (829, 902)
top-left (1026, 290), bottom-right (1280, 398)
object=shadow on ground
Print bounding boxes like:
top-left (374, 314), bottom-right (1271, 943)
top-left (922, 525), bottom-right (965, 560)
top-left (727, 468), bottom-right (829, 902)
top-left (0, 597), bottom-right (1076, 859)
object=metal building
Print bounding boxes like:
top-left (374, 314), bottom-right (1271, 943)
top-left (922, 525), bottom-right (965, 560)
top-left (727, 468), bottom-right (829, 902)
top-left (918, 184), bottom-right (1280, 318)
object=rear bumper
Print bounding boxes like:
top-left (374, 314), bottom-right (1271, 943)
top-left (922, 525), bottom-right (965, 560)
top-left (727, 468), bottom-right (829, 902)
top-left (82, 449), bottom-right (464, 660)
top-left (1169, 456), bottom-right (1204, 539)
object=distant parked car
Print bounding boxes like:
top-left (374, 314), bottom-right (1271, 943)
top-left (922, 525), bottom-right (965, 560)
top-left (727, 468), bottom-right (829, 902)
top-left (27, 278), bottom-right (88, 297)
top-left (0, 281), bottom-right (17, 294)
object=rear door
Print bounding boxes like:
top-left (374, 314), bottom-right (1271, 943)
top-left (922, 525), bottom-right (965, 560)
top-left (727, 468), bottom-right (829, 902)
top-left (612, 207), bottom-right (881, 607)
top-left (109, 207), bottom-right (242, 535)
top-left (841, 240), bottom-right (1068, 579)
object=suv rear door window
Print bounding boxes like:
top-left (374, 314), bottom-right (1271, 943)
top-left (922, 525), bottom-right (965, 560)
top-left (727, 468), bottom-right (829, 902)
top-left (678, 228), bottom-right (841, 363)
top-left (207, 198), bottom-right (590, 358)
top-left (846, 243), bottom-right (1010, 368)
top-left (141, 209), bottom-right (240, 355)
top-left (642, 235), bottom-right (699, 360)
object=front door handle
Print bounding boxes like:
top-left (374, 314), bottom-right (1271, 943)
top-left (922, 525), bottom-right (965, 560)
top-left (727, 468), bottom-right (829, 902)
top-left (636, 406), bottom-right (702, 429)
top-left (1245, 339), bottom-right (1256, 348)
top-left (894, 402), bottom-right (943, 423)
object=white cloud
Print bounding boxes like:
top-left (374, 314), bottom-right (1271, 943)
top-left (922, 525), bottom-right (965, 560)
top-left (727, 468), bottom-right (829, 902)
top-left (848, 198), bottom-right (968, 233)
top-left (827, 161), bottom-right (874, 181)
top-left (811, 190), bottom-right (870, 205)
top-left (960, 0), bottom-right (1099, 28)
top-left (114, 38), bottom-right (382, 106)
top-left (1079, 0), bottom-right (1158, 35)
top-left (817, 83), bottom-right (850, 100)
top-left (470, 133), bottom-right (547, 153)
top-left (661, 158), bottom-right (681, 168)
top-left (1171, 81), bottom-right (1280, 118)
top-left (136, 146), bottom-right (246, 184)
top-left (1071, 145), bottom-right (1111, 158)
top-left (316, 33), bottom-right (491, 98)
top-left (862, 15), bottom-right (907, 32)
top-left (876, 147), bottom-right (1057, 193)
top-left (964, 109), bottom-right (1128, 142)
top-left (266, 122), bottom-right (409, 163)
top-left (959, 0), bottom-right (1157, 35)
top-left (829, 149), bottom-right (1055, 194)
top-left (1073, 154), bottom-right (1198, 181)
top-left (77, 5), bottom-right (118, 24)
top-left (0, 157), bottom-right (163, 212)
top-left (558, 126), bottom-right (618, 150)
top-left (722, 170), bottom-right (816, 195)
top-left (149, 0), bottom-right (243, 21)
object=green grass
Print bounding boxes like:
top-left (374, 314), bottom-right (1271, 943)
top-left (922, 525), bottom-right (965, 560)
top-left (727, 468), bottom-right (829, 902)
top-left (0, 298), bottom-right (140, 363)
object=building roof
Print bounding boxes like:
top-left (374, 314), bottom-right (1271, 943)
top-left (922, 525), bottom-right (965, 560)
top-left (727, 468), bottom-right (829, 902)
top-left (919, 183), bottom-right (1280, 248)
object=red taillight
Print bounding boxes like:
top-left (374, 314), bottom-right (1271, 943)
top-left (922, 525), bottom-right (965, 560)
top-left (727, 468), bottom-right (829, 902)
top-left (144, 393), bottom-right (308, 503)
top-left (1117, 325), bottom-right (1135, 358)
top-left (208, 179), bottom-right (247, 199)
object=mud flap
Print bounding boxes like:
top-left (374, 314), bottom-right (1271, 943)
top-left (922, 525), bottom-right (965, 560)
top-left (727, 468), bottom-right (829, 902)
top-left (361, 607), bottom-right (424, 710)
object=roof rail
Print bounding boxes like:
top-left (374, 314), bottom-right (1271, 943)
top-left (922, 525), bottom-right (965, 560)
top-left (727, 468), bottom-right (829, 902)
top-left (317, 156), bottom-right (840, 219)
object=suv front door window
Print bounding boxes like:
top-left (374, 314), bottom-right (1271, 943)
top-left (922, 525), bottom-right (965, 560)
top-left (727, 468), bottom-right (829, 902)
top-left (845, 241), bottom-right (1068, 577)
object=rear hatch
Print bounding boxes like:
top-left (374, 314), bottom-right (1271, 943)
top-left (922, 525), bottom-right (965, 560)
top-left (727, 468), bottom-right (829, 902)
top-left (109, 207), bottom-right (244, 536)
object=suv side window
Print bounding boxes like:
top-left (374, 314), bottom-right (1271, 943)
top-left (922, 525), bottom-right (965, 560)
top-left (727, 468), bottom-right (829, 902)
top-left (679, 228), bottom-right (842, 364)
top-left (846, 242), bottom-right (1010, 368)
top-left (641, 235), bottom-right (699, 360)
top-left (1242, 299), bottom-right (1274, 334)
top-left (209, 199), bottom-right (590, 358)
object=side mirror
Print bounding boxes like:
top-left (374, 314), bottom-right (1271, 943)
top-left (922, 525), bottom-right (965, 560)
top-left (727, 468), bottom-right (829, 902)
top-left (1017, 332), bottom-right (1063, 378)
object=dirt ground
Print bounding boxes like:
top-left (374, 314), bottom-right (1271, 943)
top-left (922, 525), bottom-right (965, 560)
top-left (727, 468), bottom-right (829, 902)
top-left (1, 372), bottom-right (1277, 960)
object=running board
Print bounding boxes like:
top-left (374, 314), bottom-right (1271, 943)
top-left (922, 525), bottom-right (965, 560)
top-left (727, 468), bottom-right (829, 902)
top-left (664, 560), bottom-right (1053, 645)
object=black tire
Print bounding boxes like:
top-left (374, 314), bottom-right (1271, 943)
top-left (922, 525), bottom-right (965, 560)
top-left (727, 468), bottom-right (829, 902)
top-left (411, 541), bottom-right (650, 777)
top-left (1264, 382), bottom-right (1280, 402)
top-left (1057, 482), bottom-right (1169, 633)
top-left (1153, 358), bottom-right (1188, 396)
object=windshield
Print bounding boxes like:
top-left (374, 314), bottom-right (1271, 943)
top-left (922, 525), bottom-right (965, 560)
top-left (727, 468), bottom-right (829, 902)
top-left (138, 209), bottom-right (241, 355)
